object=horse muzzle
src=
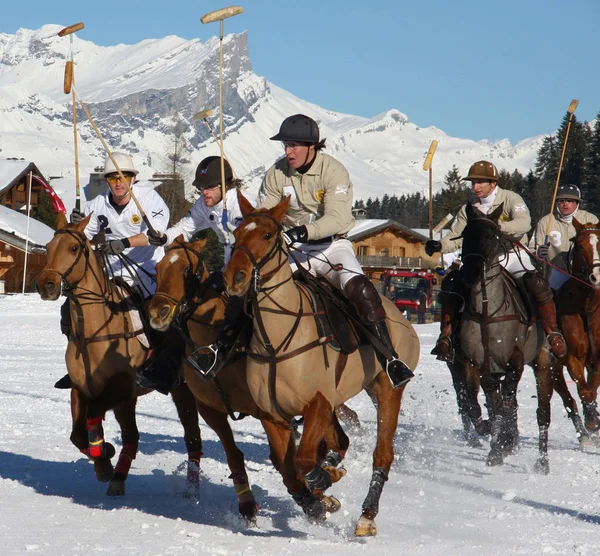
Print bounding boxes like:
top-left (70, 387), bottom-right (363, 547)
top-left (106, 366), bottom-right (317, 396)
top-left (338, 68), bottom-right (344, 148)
top-left (37, 272), bottom-right (61, 301)
top-left (147, 301), bottom-right (175, 331)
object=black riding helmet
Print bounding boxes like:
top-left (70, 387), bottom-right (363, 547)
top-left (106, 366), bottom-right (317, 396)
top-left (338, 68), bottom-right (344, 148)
top-left (270, 114), bottom-right (320, 144)
top-left (192, 156), bottom-right (233, 189)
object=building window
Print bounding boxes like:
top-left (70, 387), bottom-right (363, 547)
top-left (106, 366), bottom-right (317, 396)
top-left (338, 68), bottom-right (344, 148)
top-left (358, 246), bottom-right (368, 257)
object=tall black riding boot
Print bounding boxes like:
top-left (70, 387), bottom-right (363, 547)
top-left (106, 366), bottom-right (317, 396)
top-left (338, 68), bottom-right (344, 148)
top-left (55, 299), bottom-right (73, 389)
top-left (188, 295), bottom-right (247, 381)
top-left (136, 328), bottom-right (185, 395)
top-left (345, 275), bottom-right (414, 389)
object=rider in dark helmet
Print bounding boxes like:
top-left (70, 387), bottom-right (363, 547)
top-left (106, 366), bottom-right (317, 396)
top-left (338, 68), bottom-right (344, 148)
top-left (253, 113), bottom-right (414, 389)
top-left (139, 156), bottom-right (253, 393)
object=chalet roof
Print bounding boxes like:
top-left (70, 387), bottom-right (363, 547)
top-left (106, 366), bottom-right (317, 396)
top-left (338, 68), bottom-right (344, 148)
top-left (0, 204), bottom-right (54, 253)
top-left (348, 219), bottom-right (429, 243)
top-left (0, 159), bottom-right (45, 196)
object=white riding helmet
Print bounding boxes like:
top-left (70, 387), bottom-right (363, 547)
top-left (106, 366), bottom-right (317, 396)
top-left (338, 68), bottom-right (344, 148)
top-left (102, 152), bottom-right (139, 177)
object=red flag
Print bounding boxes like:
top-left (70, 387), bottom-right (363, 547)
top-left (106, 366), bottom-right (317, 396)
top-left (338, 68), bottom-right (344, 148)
top-left (31, 175), bottom-right (66, 214)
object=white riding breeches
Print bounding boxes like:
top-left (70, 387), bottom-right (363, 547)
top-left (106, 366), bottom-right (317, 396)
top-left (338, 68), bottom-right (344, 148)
top-left (497, 247), bottom-right (536, 279)
top-left (288, 238), bottom-right (364, 290)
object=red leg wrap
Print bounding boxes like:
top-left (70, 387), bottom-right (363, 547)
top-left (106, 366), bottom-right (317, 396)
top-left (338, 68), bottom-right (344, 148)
top-left (86, 416), bottom-right (105, 459)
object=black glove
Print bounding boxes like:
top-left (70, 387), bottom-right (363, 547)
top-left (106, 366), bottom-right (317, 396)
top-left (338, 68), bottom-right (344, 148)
top-left (98, 238), bottom-right (131, 256)
top-left (148, 229), bottom-right (167, 246)
top-left (425, 239), bottom-right (442, 256)
top-left (536, 244), bottom-right (549, 260)
top-left (283, 225), bottom-right (309, 245)
top-left (70, 207), bottom-right (84, 224)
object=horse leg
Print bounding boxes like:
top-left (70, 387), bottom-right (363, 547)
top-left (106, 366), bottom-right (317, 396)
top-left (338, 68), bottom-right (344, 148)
top-left (532, 349), bottom-right (554, 474)
top-left (498, 357), bottom-right (524, 457)
top-left (464, 361), bottom-right (491, 436)
top-left (197, 403), bottom-right (258, 524)
top-left (70, 388), bottom-right (90, 455)
top-left (335, 403), bottom-right (361, 433)
top-left (566, 354), bottom-right (600, 432)
top-left (480, 372), bottom-right (504, 466)
top-left (355, 372), bottom-right (404, 537)
top-left (321, 412), bottom-right (349, 482)
top-left (551, 361), bottom-right (591, 447)
top-left (170, 381), bottom-right (203, 496)
top-left (447, 358), bottom-right (481, 447)
top-left (584, 360), bottom-right (600, 432)
top-left (107, 398), bottom-right (139, 497)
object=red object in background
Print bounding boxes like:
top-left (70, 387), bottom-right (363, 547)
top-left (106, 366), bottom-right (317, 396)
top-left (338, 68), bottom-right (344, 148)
top-left (382, 269), bottom-right (437, 313)
top-left (31, 175), bottom-right (66, 214)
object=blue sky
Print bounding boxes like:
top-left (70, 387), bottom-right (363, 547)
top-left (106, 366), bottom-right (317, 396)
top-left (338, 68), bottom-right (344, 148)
top-left (3, 0), bottom-right (599, 143)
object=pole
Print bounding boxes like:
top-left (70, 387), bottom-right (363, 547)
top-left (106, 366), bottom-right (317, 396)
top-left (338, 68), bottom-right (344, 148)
top-left (71, 85), bottom-right (157, 235)
top-left (193, 108), bottom-right (239, 179)
top-left (545, 99), bottom-right (579, 239)
top-left (22, 171), bottom-right (33, 294)
top-left (423, 140), bottom-right (438, 240)
top-left (57, 23), bottom-right (84, 211)
top-left (201, 5), bottom-right (243, 231)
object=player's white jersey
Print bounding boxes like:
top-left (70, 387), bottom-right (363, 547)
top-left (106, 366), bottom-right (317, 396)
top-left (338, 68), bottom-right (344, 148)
top-left (164, 188), bottom-right (256, 265)
top-left (83, 184), bottom-right (170, 295)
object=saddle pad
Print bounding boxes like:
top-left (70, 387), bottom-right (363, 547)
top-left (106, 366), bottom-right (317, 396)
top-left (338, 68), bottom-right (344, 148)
top-left (115, 286), bottom-right (150, 349)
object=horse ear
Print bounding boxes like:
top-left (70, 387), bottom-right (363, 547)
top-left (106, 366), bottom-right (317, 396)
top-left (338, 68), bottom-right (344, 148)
top-left (572, 217), bottom-right (583, 233)
top-left (75, 212), bottom-right (93, 232)
top-left (489, 203), bottom-right (504, 223)
top-left (192, 238), bottom-right (208, 251)
top-left (166, 234), bottom-right (185, 251)
top-left (465, 202), bottom-right (477, 220)
top-left (237, 189), bottom-right (254, 217)
top-left (271, 195), bottom-right (292, 224)
top-left (57, 213), bottom-right (68, 230)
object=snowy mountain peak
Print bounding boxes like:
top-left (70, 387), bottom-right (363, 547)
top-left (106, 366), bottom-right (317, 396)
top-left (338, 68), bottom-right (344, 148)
top-left (1, 25), bottom-right (545, 202)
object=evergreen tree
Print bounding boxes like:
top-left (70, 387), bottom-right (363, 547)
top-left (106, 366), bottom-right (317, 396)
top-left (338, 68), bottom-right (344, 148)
top-left (432, 165), bottom-right (470, 225)
top-left (191, 228), bottom-right (224, 272)
top-left (585, 113), bottom-right (600, 214)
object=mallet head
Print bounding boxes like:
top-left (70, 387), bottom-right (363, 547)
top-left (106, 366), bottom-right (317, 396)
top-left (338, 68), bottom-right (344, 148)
top-left (423, 140), bottom-right (439, 171)
top-left (568, 99), bottom-right (579, 114)
top-left (201, 6), bottom-right (243, 24)
top-left (193, 109), bottom-right (214, 120)
top-left (57, 22), bottom-right (85, 37)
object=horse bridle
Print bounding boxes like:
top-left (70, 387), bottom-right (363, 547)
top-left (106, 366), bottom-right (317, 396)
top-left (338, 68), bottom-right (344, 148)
top-left (45, 229), bottom-right (94, 289)
top-left (571, 228), bottom-right (600, 283)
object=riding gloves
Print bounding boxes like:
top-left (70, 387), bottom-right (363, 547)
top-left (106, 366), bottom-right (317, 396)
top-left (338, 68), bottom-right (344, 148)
top-left (283, 225), bottom-right (309, 245)
top-left (148, 229), bottom-right (168, 246)
top-left (536, 244), bottom-right (549, 260)
top-left (99, 238), bottom-right (131, 256)
top-left (70, 208), bottom-right (84, 224)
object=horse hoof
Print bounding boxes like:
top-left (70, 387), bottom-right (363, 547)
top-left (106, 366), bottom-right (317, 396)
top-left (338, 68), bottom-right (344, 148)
top-left (486, 451), bottom-right (504, 467)
top-left (533, 458), bottom-right (550, 475)
top-left (94, 461), bottom-right (114, 483)
top-left (354, 515), bottom-right (377, 537)
top-left (475, 420), bottom-right (492, 436)
top-left (106, 480), bottom-right (125, 496)
top-left (578, 435), bottom-right (595, 451)
top-left (320, 495), bottom-right (341, 514)
top-left (239, 502), bottom-right (259, 526)
top-left (104, 442), bottom-right (116, 460)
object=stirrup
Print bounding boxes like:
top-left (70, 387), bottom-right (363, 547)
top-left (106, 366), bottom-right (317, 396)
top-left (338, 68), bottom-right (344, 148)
top-left (385, 358), bottom-right (414, 389)
top-left (185, 344), bottom-right (220, 381)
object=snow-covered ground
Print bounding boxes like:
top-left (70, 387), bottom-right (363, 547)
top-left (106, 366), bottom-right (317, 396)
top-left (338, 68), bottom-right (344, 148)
top-left (1, 294), bottom-right (600, 555)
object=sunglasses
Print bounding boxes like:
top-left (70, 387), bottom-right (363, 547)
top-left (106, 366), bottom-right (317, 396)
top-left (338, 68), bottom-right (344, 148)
top-left (196, 183), bottom-right (221, 192)
top-left (282, 141), bottom-right (307, 150)
top-left (106, 173), bottom-right (134, 185)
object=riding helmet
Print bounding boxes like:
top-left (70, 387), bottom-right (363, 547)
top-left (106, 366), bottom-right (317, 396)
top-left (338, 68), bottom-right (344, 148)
top-left (270, 114), bottom-right (320, 144)
top-left (463, 160), bottom-right (499, 182)
top-left (556, 184), bottom-right (581, 202)
top-left (192, 156), bottom-right (233, 189)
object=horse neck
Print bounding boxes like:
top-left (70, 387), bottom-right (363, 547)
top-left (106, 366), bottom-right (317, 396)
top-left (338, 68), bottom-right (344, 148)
top-left (256, 249), bottom-right (300, 312)
top-left (467, 262), bottom-right (506, 314)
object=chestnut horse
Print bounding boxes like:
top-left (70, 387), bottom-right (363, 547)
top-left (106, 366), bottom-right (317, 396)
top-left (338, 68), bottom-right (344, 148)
top-left (147, 236), bottom-right (348, 522)
top-left (222, 192), bottom-right (420, 537)
top-left (36, 215), bottom-right (202, 497)
top-left (554, 218), bottom-right (600, 433)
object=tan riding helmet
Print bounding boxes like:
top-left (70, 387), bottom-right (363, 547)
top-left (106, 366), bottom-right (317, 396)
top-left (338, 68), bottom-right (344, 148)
top-left (464, 160), bottom-right (499, 182)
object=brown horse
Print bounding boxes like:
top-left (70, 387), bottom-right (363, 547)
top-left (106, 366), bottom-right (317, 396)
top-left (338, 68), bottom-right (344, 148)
top-left (555, 218), bottom-right (600, 433)
top-left (222, 192), bottom-right (420, 537)
top-left (36, 214), bottom-right (202, 497)
top-left (147, 236), bottom-right (349, 522)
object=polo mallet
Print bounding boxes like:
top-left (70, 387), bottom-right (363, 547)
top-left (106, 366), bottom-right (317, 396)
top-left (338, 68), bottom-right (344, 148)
top-left (58, 22), bottom-right (84, 211)
top-left (69, 84), bottom-right (157, 236)
top-left (200, 5), bottom-right (243, 231)
top-left (193, 108), bottom-right (239, 180)
top-left (423, 139), bottom-right (439, 240)
top-left (545, 99), bottom-right (579, 241)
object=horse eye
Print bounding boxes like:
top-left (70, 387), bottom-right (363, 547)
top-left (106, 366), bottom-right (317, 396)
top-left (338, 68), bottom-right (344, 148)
top-left (70, 244), bottom-right (78, 253)
top-left (264, 232), bottom-right (273, 240)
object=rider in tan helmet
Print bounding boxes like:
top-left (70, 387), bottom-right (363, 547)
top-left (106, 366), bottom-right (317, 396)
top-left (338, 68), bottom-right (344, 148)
top-left (426, 160), bottom-right (567, 362)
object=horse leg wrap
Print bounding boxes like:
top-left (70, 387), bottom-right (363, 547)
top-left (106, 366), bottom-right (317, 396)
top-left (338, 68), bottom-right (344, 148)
top-left (322, 450), bottom-right (343, 469)
top-left (361, 467), bottom-right (388, 520)
top-left (86, 417), bottom-right (105, 459)
top-left (114, 443), bottom-right (137, 476)
top-left (304, 464), bottom-right (333, 491)
top-left (291, 487), bottom-right (324, 519)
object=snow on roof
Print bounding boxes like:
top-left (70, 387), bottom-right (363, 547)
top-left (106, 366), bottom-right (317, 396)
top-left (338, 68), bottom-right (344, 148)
top-left (349, 219), bottom-right (429, 242)
top-left (0, 204), bottom-right (54, 249)
top-left (0, 159), bottom-right (32, 192)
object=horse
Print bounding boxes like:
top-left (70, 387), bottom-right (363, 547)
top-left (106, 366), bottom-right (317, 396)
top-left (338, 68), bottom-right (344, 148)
top-left (458, 202), bottom-right (580, 473)
top-left (221, 192), bottom-right (420, 536)
top-left (554, 218), bottom-right (600, 434)
top-left (36, 214), bottom-right (203, 497)
top-left (147, 236), bottom-right (349, 522)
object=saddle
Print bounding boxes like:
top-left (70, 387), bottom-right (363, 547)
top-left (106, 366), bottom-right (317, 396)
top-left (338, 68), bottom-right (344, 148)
top-left (501, 271), bottom-right (534, 326)
top-left (293, 272), bottom-right (367, 354)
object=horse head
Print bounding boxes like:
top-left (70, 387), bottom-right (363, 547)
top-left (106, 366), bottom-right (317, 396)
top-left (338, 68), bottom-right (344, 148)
top-left (223, 190), bottom-right (291, 297)
top-left (148, 236), bottom-right (209, 331)
top-left (460, 202), bottom-right (505, 287)
top-left (37, 212), bottom-right (95, 301)
top-left (572, 218), bottom-right (600, 288)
